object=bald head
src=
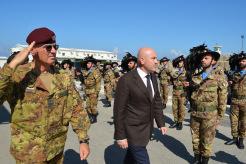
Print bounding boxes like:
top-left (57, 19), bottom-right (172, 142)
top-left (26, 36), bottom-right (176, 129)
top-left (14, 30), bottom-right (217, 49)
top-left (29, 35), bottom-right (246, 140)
top-left (137, 48), bottom-right (156, 62)
top-left (137, 47), bottom-right (158, 73)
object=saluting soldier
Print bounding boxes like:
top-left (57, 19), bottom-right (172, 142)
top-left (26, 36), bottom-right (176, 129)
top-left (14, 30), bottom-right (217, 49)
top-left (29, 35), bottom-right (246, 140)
top-left (158, 57), bottom-right (173, 108)
top-left (83, 56), bottom-right (101, 124)
top-left (0, 27), bottom-right (90, 163)
top-left (169, 55), bottom-right (187, 130)
top-left (103, 62), bottom-right (115, 107)
top-left (225, 51), bottom-right (246, 149)
top-left (186, 49), bottom-right (228, 164)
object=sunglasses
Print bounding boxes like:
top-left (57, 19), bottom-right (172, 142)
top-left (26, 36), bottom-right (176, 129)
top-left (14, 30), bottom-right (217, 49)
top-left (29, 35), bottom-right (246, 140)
top-left (41, 44), bottom-right (59, 51)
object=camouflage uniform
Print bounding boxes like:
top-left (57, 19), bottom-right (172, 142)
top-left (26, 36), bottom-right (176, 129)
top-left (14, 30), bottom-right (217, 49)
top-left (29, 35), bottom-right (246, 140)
top-left (190, 68), bottom-right (228, 157)
top-left (83, 66), bottom-right (101, 115)
top-left (230, 71), bottom-right (246, 138)
top-left (95, 66), bottom-right (102, 95)
top-left (0, 63), bottom-right (90, 163)
top-left (103, 68), bottom-right (115, 102)
top-left (159, 62), bottom-right (173, 105)
top-left (112, 66), bottom-right (121, 91)
top-left (171, 67), bottom-right (187, 124)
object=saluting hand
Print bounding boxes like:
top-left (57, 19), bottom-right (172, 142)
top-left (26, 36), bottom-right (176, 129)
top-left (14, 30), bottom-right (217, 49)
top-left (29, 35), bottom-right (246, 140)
top-left (8, 41), bottom-right (35, 69)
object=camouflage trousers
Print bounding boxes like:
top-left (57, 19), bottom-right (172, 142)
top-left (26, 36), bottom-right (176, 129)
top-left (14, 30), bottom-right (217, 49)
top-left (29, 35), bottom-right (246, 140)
top-left (104, 83), bottom-right (113, 102)
top-left (160, 83), bottom-right (169, 105)
top-left (172, 92), bottom-right (186, 123)
top-left (16, 152), bottom-right (63, 164)
top-left (190, 113), bottom-right (217, 157)
top-left (86, 93), bottom-right (98, 115)
top-left (230, 100), bottom-right (246, 138)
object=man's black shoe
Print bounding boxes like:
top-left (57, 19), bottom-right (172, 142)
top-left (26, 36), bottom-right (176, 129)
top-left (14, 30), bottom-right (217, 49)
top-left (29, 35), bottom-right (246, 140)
top-left (225, 137), bottom-right (238, 145)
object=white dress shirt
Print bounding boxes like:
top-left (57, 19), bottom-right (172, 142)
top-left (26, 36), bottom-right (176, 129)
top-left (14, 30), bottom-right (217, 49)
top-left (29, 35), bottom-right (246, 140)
top-left (137, 68), bottom-right (155, 97)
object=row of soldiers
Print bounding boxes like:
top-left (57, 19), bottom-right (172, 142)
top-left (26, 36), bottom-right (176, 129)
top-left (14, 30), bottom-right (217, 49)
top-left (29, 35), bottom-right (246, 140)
top-left (157, 46), bottom-right (245, 164)
top-left (34, 44), bottom-right (244, 164)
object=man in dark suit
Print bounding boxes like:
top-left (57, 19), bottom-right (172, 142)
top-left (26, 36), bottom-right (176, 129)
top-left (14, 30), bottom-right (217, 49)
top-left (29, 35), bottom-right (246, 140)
top-left (114, 47), bottom-right (168, 164)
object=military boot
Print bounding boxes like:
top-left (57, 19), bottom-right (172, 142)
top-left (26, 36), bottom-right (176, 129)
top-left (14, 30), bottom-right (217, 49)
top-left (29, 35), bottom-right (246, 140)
top-left (88, 114), bottom-right (94, 123)
top-left (225, 137), bottom-right (238, 145)
top-left (193, 154), bottom-right (201, 164)
top-left (90, 113), bottom-right (98, 124)
top-left (201, 156), bottom-right (209, 164)
top-left (104, 101), bottom-right (111, 107)
top-left (169, 122), bottom-right (178, 128)
top-left (176, 122), bottom-right (183, 130)
top-left (238, 138), bottom-right (244, 149)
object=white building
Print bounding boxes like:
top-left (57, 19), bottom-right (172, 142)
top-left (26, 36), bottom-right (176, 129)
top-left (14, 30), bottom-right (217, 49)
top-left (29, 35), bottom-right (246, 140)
top-left (10, 44), bottom-right (118, 62)
top-left (0, 57), bottom-right (7, 68)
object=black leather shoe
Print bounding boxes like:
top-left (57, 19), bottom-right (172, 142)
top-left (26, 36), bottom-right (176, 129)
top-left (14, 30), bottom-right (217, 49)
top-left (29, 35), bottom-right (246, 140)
top-left (238, 138), bottom-right (244, 149)
top-left (193, 154), bottom-right (201, 164)
top-left (201, 156), bottom-right (209, 164)
top-left (176, 122), bottom-right (183, 130)
top-left (225, 137), bottom-right (238, 145)
top-left (169, 122), bottom-right (178, 128)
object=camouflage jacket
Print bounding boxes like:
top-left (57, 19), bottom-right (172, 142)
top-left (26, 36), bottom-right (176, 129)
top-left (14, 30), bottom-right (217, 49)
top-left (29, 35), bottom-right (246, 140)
top-left (82, 67), bottom-right (101, 94)
top-left (159, 63), bottom-right (173, 85)
top-left (171, 67), bottom-right (187, 95)
top-left (190, 67), bottom-right (228, 120)
top-left (231, 71), bottom-right (246, 101)
top-left (104, 69), bottom-right (115, 85)
top-left (0, 63), bottom-right (90, 162)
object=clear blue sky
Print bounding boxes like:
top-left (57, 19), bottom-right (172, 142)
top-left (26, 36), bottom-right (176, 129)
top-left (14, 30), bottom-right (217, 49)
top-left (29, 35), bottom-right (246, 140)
top-left (0, 0), bottom-right (245, 59)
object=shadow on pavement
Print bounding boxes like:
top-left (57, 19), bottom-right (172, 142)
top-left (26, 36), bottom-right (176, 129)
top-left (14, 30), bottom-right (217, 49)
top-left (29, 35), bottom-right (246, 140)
top-left (215, 129), bottom-right (232, 142)
top-left (0, 104), bottom-right (10, 124)
top-left (64, 149), bottom-right (88, 164)
top-left (211, 151), bottom-right (245, 164)
top-left (164, 115), bottom-right (174, 126)
top-left (152, 128), bottom-right (193, 163)
top-left (104, 143), bottom-right (126, 164)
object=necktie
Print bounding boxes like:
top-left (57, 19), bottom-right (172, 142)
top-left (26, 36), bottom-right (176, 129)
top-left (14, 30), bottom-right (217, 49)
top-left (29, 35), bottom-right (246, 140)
top-left (146, 75), bottom-right (153, 98)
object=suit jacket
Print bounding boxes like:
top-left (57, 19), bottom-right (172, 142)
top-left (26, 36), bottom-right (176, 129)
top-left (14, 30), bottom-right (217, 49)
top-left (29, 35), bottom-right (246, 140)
top-left (114, 69), bottom-right (165, 146)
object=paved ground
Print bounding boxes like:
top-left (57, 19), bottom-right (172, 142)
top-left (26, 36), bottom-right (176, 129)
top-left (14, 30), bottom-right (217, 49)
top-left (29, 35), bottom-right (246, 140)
top-left (0, 84), bottom-right (245, 164)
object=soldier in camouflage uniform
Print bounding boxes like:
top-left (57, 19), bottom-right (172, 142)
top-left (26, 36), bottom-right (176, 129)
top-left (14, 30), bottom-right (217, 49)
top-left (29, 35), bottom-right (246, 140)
top-left (111, 62), bottom-right (121, 91)
top-left (82, 56), bottom-right (101, 124)
top-left (187, 49), bottom-right (228, 164)
top-left (61, 59), bottom-right (74, 78)
top-left (0, 27), bottom-right (90, 163)
top-left (158, 57), bottom-right (173, 108)
top-left (95, 62), bottom-right (102, 96)
top-left (103, 62), bottom-right (116, 107)
top-left (225, 51), bottom-right (246, 149)
top-left (169, 55), bottom-right (187, 130)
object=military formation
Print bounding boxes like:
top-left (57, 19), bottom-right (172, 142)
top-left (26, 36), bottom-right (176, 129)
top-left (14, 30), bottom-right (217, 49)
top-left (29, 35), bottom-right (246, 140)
top-left (0, 27), bottom-right (245, 164)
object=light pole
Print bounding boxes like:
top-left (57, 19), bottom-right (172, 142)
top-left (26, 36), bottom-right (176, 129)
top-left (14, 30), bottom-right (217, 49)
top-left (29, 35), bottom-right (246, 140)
top-left (241, 35), bottom-right (244, 51)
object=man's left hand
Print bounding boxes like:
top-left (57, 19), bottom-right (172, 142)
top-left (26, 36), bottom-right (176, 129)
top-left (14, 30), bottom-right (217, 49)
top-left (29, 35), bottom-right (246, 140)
top-left (159, 127), bottom-right (168, 135)
top-left (79, 143), bottom-right (90, 160)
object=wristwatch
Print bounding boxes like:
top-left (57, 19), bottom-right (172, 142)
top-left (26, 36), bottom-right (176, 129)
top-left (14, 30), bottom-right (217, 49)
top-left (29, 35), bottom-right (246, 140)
top-left (79, 139), bottom-right (89, 144)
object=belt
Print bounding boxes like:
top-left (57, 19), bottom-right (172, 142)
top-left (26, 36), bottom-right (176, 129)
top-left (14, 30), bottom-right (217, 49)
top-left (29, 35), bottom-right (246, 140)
top-left (174, 86), bottom-right (184, 90)
top-left (232, 95), bottom-right (246, 100)
top-left (195, 104), bottom-right (217, 112)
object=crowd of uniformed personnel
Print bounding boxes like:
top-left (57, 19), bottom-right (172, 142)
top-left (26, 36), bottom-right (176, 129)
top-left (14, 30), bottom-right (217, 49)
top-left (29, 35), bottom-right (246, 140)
top-left (0, 27), bottom-right (245, 164)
